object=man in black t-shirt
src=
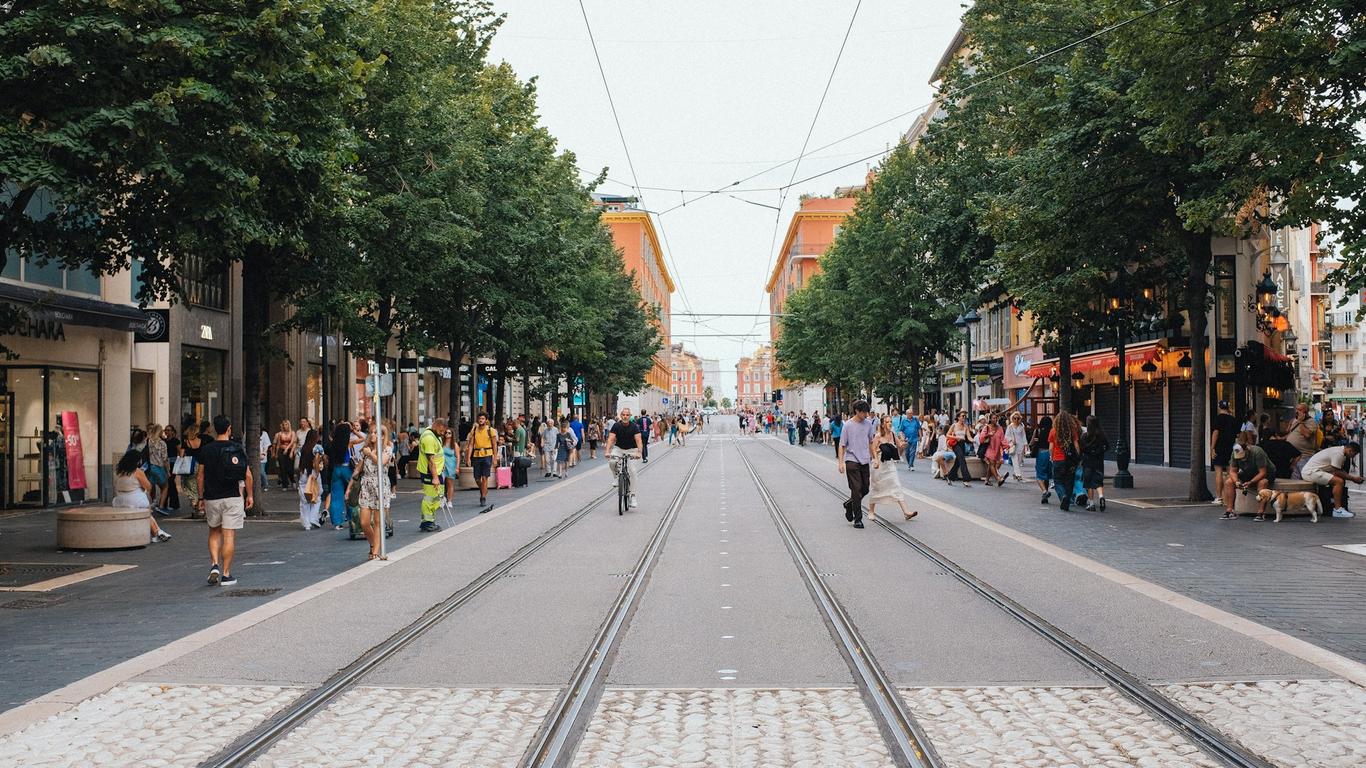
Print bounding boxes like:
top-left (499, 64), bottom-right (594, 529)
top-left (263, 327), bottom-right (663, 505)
top-left (1210, 400), bottom-right (1238, 505)
top-left (605, 408), bottom-right (644, 509)
top-left (196, 415), bottom-right (254, 587)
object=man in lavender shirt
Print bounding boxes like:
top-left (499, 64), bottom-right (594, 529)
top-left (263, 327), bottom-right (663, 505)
top-left (837, 400), bottom-right (876, 529)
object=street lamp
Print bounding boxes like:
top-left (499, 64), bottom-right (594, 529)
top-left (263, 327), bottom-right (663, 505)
top-left (1106, 280), bottom-right (1135, 489)
top-left (954, 309), bottom-right (981, 413)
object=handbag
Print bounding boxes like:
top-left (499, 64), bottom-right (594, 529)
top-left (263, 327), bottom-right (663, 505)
top-left (304, 472), bottom-right (320, 503)
top-left (347, 461), bottom-right (365, 508)
top-left (146, 464), bottom-right (167, 486)
top-left (173, 455), bottom-right (195, 476)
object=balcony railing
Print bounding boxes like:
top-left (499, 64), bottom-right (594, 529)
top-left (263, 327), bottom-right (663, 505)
top-left (1310, 280), bottom-right (1330, 295)
top-left (788, 242), bottom-right (832, 258)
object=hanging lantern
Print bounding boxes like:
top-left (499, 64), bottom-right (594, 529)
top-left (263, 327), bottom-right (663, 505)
top-left (1141, 359), bottom-right (1158, 383)
top-left (1177, 351), bottom-right (1192, 380)
top-left (1071, 371), bottom-right (1085, 389)
top-left (1255, 270), bottom-right (1278, 310)
top-left (1108, 365), bottom-right (1120, 387)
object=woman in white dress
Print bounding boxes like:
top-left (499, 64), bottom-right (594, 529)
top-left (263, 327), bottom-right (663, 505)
top-left (112, 448), bottom-right (172, 543)
top-left (867, 415), bottom-right (917, 522)
top-left (1004, 411), bottom-right (1029, 482)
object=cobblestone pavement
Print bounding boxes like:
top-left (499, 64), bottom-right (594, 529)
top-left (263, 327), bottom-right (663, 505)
top-left (256, 687), bottom-right (556, 767)
top-left (0, 682), bottom-right (301, 768)
top-left (799, 441), bottom-right (1366, 662)
top-left (1164, 679), bottom-right (1366, 768)
top-left (574, 688), bottom-right (891, 768)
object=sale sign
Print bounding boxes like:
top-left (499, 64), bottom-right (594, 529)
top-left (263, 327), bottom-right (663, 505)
top-left (60, 411), bottom-right (87, 491)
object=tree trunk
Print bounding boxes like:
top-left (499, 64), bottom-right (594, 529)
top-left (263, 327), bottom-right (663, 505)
top-left (447, 339), bottom-right (464, 429)
top-left (910, 349), bottom-right (922, 414)
top-left (1184, 230), bottom-right (1214, 502)
top-left (240, 250), bottom-right (270, 512)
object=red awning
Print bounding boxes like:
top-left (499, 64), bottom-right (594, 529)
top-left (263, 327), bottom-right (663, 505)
top-left (1262, 346), bottom-right (1293, 364)
top-left (1024, 343), bottom-right (1164, 379)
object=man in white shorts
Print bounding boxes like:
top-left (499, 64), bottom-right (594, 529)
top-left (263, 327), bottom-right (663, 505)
top-left (1301, 442), bottom-right (1362, 519)
top-left (196, 415), bottom-right (254, 586)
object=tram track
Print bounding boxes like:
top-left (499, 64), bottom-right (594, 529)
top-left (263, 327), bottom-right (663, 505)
top-left (199, 443), bottom-right (696, 768)
top-left (518, 439), bottom-right (710, 767)
top-left (747, 436), bottom-right (1274, 768)
top-left (731, 437), bottom-right (943, 768)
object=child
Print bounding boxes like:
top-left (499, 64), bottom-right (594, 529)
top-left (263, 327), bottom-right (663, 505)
top-left (556, 420), bottom-right (576, 478)
top-left (442, 429), bottom-right (460, 511)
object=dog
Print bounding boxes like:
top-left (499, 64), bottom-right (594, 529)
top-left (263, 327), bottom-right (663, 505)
top-left (1255, 488), bottom-right (1322, 523)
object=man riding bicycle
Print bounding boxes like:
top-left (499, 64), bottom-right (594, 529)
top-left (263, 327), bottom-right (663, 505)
top-left (604, 407), bottom-right (644, 509)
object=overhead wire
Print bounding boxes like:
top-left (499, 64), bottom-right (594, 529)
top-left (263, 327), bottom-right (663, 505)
top-left (653, 0), bottom-right (1190, 218)
top-left (576, 0), bottom-right (697, 318)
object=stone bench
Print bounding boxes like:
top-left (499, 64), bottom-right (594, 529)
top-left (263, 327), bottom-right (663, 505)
top-left (1233, 479), bottom-right (1316, 518)
top-left (56, 506), bottom-right (149, 550)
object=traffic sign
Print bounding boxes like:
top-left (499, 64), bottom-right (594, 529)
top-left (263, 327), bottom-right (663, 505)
top-left (365, 373), bottom-right (393, 397)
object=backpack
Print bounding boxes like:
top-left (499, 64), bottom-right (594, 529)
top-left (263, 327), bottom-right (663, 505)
top-left (218, 441), bottom-right (248, 483)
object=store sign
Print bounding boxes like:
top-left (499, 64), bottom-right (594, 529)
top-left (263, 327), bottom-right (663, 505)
top-left (199, 324), bottom-right (214, 340)
top-left (134, 309), bottom-right (169, 343)
top-left (60, 411), bottom-right (87, 491)
top-left (12, 317), bottom-right (65, 341)
top-left (1013, 353), bottom-right (1035, 376)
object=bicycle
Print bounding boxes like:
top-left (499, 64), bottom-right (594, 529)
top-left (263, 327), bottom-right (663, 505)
top-left (613, 452), bottom-right (635, 515)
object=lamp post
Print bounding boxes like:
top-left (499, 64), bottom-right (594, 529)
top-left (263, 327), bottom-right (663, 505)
top-left (1108, 281), bottom-right (1135, 489)
top-left (954, 309), bottom-right (981, 414)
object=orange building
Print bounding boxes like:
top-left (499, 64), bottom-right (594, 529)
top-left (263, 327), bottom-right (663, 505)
top-left (735, 345), bottom-right (774, 410)
top-left (596, 194), bottom-right (674, 414)
top-left (764, 195), bottom-right (858, 411)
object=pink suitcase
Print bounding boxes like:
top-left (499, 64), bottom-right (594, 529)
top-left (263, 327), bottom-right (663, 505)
top-left (495, 466), bottom-right (512, 489)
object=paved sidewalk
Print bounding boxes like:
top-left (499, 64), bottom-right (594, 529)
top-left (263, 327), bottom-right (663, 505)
top-left (0, 461), bottom-right (605, 713)
top-left (799, 440), bottom-right (1366, 662)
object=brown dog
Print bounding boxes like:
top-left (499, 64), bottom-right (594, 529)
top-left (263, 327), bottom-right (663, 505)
top-left (1256, 488), bottom-right (1322, 523)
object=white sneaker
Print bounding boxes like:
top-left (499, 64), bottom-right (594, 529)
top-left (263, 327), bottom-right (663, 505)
top-left (1211, 498), bottom-right (1223, 504)
top-left (1332, 508), bottom-right (1355, 518)
top-left (156, 530), bottom-right (172, 542)
top-left (629, 494), bottom-right (638, 509)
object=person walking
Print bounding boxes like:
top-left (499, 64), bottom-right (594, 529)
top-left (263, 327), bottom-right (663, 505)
top-left (196, 415), bottom-right (252, 586)
top-left (867, 415), bottom-right (917, 522)
top-left (1080, 415), bottom-right (1109, 511)
top-left (298, 429), bottom-right (325, 529)
top-left (555, 419), bottom-right (576, 478)
top-left (464, 413), bottom-right (500, 509)
top-left (1031, 415), bottom-right (1054, 504)
top-left (1049, 411), bottom-right (1081, 512)
top-left (441, 427), bottom-right (460, 512)
top-left (179, 423), bottom-right (205, 517)
top-left (811, 413), bottom-right (823, 444)
top-left (415, 418), bottom-right (448, 532)
top-left (1209, 400), bottom-right (1238, 505)
top-left (1004, 412), bottom-right (1028, 482)
top-left (273, 420), bottom-right (297, 491)
top-left (945, 411), bottom-right (975, 487)
top-left (351, 426), bottom-right (393, 560)
top-left (983, 416), bottom-right (1007, 486)
top-left (829, 414), bottom-right (843, 456)
top-left (798, 412), bottom-right (810, 446)
top-left (898, 410), bottom-right (920, 472)
top-left (112, 448), bottom-right (173, 543)
top-left (327, 422), bottom-right (355, 530)
top-left (569, 413), bottom-right (584, 467)
top-left (160, 425), bottom-right (181, 513)
top-left (143, 424), bottom-right (170, 515)
top-left (540, 417), bottom-right (558, 477)
top-left (638, 411), bottom-right (653, 463)
top-left (837, 400), bottom-right (876, 529)
top-left (257, 427), bottom-right (270, 491)
top-left (587, 419), bottom-right (602, 459)
top-left (514, 416), bottom-right (529, 461)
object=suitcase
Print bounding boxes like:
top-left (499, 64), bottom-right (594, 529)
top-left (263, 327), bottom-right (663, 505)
top-left (511, 462), bottom-right (528, 488)
top-left (495, 465), bottom-right (512, 489)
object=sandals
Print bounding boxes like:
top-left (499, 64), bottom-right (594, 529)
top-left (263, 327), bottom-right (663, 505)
top-left (903, 510), bottom-right (918, 521)
top-left (367, 552), bottom-right (380, 561)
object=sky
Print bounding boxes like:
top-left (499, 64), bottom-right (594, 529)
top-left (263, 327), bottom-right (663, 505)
top-left (488, 2), bottom-right (968, 398)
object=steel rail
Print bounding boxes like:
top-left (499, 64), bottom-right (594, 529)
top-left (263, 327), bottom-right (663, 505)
top-left (731, 438), bottom-right (943, 768)
top-left (755, 438), bottom-right (1274, 768)
top-left (199, 445), bottom-right (685, 768)
top-left (519, 441), bottom-right (710, 768)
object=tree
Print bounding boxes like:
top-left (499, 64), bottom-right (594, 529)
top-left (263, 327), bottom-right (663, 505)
top-left (704, 386), bottom-right (714, 403)
top-left (720, 397), bottom-right (732, 410)
top-left (1103, 0), bottom-right (1358, 500)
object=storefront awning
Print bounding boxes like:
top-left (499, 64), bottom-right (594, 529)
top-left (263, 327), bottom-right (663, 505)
top-left (1, 282), bottom-right (150, 333)
top-left (1025, 343), bottom-right (1164, 379)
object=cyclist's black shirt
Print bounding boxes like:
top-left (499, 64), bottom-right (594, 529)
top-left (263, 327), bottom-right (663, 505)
top-left (609, 421), bottom-right (642, 450)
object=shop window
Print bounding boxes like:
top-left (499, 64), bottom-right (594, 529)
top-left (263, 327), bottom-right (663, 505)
top-left (0, 366), bottom-right (99, 508)
top-left (180, 346), bottom-right (225, 428)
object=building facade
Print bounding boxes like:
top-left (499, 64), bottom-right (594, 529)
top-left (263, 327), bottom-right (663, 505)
top-left (765, 195), bottom-right (858, 415)
top-left (596, 195), bottom-right (674, 416)
top-left (669, 343), bottom-right (706, 411)
top-left (735, 346), bottom-right (774, 410)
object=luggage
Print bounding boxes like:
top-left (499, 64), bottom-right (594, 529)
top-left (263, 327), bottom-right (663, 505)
top-left (511, 461), bottom-right (528, 488)
top-left (495, 465), bottom-right (512, 489)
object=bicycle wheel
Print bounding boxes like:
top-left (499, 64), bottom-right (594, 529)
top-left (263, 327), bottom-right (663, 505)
top-left (618, 464), bottom-right (628, 515)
